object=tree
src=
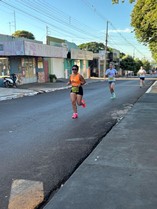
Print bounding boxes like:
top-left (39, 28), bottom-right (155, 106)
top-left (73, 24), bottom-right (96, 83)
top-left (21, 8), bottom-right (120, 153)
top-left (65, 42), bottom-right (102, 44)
top-left (131, 0), bottom-right (157, 61)
top-left (134, 58), bottom-right (143, 74)
top-left (149, 41), bottom-right (157, 61)
top-left (78, 42), bottom-right (105, 53)
top-left (78, 42), bottom-right (113, 54)
top-left (111, 0), bottom-right (157, 45)
top-left (120, 55), bottom-right (151, 75)
top-left (141, 58), bottom-right (151, 72)
top-left (131, 0), bottom-right (157, 43)
top-left (112, 0), bottom-right (157, 61)
top-left (120, 52), bottom-right (125, 59)
top-left (120, 55), bottom-right (136, 73)
top-left (12, 30), bottom-right (35, 40)
top-left (112, 0), bottom-right (135, 3)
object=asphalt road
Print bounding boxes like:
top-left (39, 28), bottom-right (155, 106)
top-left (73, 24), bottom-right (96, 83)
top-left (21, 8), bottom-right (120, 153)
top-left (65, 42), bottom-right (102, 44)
top-left (0, 79), bottom-right (154, 209)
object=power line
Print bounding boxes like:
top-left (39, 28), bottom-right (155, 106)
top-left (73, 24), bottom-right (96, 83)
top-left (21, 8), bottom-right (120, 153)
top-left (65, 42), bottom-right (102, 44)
top-left (109, 22), bottom-right (146, 57)
top-left (0, 0), bottom-right (152, 59)
top-left (2, 0), bottom-right (100, 42)
top-left (2, 0), bottom-right (103, 41)
top-left (81, 0), bottom-right (148, 58)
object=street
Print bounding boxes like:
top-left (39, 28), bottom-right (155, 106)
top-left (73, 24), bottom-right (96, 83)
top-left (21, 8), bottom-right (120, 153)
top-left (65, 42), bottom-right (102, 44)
top-left (0, 79), bottom-right (154, 209)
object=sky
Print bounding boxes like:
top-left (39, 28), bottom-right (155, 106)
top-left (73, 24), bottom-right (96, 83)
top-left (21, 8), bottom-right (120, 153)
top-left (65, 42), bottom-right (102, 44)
top-left (0, 0), bottom-right (153, 60)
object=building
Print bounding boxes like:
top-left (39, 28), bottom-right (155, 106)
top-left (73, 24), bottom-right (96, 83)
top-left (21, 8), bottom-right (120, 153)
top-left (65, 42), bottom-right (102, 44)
top-left (0, 34), bottom-right (68, 84)
top-left (47, 36), bottom-right (93, 79)
top-left (89, 50), bottom-right (108, 78)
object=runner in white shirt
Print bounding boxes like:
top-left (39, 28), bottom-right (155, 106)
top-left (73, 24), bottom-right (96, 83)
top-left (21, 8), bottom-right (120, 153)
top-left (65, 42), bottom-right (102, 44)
top-left (105, 63), bottom-right (117, 99)
top-left (137, 66), bottom-right (146, 87)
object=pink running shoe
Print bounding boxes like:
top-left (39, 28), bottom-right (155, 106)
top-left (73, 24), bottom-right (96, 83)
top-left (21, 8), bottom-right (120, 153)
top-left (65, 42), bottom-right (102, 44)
top-left (72, 113), bottom-right (78, 119)
top-left (81, 100), bottom-right (86, 108)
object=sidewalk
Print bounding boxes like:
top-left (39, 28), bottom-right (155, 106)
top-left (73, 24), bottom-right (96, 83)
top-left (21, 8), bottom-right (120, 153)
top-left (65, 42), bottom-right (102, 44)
top-left (42, 81), bottom-right (157, 209)
top-left (0, 79), bottom-right (67, 101)
top-left (0, 78), bottom-right (100, 101)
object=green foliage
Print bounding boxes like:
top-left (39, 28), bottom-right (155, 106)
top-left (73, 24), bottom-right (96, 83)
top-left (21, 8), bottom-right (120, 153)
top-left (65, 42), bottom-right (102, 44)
top-left (12, 30), bottom-right (35, 40)
top-left (131, 0), bottom-right (157, 61)
top-left (120, 52), bottom-right (125, 59)
top-left (149, 41), bottom-right (157, 61)
top-left (141, 58), bottom-right (151, 71)
top-left (49, 74), bottom-right (57, 82)
top-left (78, 42), bottom-right (105, 53)
top-left (120, 55), bottom-right (136, 72)
top-left (78, 42), bottom-right (113, 54)
top-left (120, 55), bottom-right (151, 74)
top-left (134, 58), bottom-right (143, 73)
top-left (112, 0), bottom-right (157, 61)
top-left (112, 0), bottom-right (135, 3)
top-left (131, 0), bottom-right (157, 43)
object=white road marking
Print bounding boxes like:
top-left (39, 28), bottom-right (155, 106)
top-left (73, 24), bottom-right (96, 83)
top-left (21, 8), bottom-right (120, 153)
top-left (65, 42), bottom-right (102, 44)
top-left (66, 137), bottom-right (95, 142)
top-left (146, 81), bottom-right (157, 93)
top-left (8, 179), bottom-right (44, 209)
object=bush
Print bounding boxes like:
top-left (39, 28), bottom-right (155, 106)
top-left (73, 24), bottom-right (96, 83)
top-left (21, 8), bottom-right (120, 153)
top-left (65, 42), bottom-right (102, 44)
top-left (49, 74), bottom-right (57, 82)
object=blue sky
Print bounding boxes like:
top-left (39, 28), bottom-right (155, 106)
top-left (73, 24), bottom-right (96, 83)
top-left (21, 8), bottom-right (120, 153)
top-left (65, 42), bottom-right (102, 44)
top-left (0, 0), bottom-right (152, 60)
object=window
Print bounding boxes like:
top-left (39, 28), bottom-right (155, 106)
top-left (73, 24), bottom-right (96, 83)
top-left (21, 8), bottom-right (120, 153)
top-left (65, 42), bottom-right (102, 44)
top-left (0, 44), bottom-right (4, 51)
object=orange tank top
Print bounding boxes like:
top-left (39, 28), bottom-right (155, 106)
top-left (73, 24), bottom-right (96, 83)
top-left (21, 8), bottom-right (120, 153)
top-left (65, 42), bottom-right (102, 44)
top-left (70, 73), bottom-right (81, 87)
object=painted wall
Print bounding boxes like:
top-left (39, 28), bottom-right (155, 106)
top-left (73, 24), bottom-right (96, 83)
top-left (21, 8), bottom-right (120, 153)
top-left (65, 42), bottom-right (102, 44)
top-left (64, 59), bottom-right (74, 78)
top-left (0, 40), bottom-right (68, 58)
top-left (24, 41), bottom-right (68, 58)
top-left (43, 60), bottom-right (49, 82)
top-left (9, 57), bottom-right (37, 84)
top-left (71, 48), bottom-right (93, 60)
top-left (50, 58), bottom-right (64, 78)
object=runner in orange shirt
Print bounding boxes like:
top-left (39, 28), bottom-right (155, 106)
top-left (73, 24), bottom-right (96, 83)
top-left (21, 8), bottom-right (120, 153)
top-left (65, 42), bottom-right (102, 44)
top-left (67, 65), bottom-right (86, 119)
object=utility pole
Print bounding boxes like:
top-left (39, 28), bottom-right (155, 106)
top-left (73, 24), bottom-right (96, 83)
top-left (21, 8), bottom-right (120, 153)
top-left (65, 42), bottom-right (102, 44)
top-left (133, 47), bottom-right (135, 58)
top-left (9, 22), bottom-right (12, 35)
top-left (46, 26), bottom-right (50, 44)
top-left (9, 11), bottom-right (16, 34)
top-left (14, 11), bottom-right (16, 32)
top-left (104, 20), bottom-right (109, 74)
top-left (46, 26), bottom-right (49, 36)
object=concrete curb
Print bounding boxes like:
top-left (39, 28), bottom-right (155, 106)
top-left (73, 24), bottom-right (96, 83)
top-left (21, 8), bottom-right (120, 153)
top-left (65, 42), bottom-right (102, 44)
top-left (0, 86), bottom-right (71, 101)
top-left (0, 78), bottom-right (157, 102)
top-left (146, 80), bottom-right (157, 93)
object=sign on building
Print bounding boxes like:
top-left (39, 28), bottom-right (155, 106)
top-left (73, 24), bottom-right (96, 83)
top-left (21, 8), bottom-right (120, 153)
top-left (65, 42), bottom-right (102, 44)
top-left (71, 48), bottom-right (93, 60)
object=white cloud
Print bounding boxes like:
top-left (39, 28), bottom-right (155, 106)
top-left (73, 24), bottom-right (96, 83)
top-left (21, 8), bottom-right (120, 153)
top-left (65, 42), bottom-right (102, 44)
top-left (109, 28), bottom-right (132, 33)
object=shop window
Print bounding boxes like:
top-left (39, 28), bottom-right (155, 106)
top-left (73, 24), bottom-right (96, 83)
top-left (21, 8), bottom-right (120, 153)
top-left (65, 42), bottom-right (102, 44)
top-left (0, 58), bottom-right (9, 76)
top-left (0, 44), bottom-right (4, 51)
top-left (21, 57), bottom-right (36, 78)
top-left (38, 58), bottom-right (43, 69)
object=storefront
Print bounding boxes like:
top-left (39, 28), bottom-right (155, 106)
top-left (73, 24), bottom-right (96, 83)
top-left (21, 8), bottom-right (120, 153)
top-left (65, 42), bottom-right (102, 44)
top-left (47, 36), bottom-right (93, 79)
top-left (10, 56), bottom-right (38, 84)
top-left (0, 36), bottom-right (68, 84)
top-left (70, 48), bottom-right (93, 78)
top-left (0, 57), bottom-right (9, 76)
